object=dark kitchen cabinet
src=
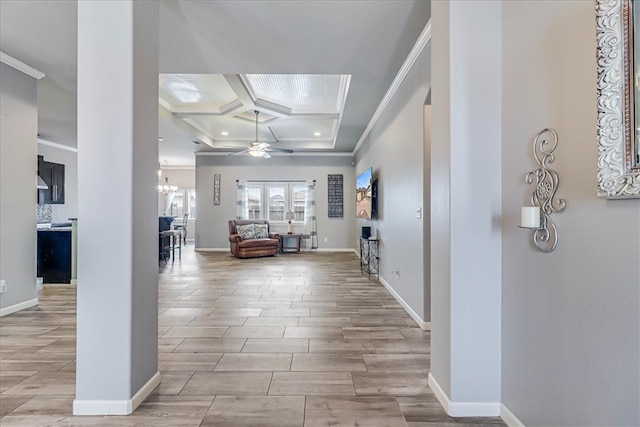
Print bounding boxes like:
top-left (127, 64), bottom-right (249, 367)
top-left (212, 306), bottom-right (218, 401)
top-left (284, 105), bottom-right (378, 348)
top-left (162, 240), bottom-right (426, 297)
top-left (37, 230), bottom-right (72, 283)
top-left (38, 155), bottom-right (65, 204)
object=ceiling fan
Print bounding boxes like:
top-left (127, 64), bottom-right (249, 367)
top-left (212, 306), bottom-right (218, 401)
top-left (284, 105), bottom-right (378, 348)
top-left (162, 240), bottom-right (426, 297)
top-left (228, 110), bottom-right (294, 159)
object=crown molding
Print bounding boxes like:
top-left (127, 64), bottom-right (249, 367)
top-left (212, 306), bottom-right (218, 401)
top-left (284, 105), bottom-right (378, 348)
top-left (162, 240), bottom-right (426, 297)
top-left (332, 74), bottom-right (352, 149)
top-left (352, 19), bottom-right (431, 155)
top-left (195, 151), bottom-right (354, 157)
top-left (0, 52), bottom-right (45, 80)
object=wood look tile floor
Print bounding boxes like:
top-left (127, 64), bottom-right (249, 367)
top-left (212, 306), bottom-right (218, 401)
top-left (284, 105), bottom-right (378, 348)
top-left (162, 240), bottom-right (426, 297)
top-left (0, 249), bottom-right (506, 427)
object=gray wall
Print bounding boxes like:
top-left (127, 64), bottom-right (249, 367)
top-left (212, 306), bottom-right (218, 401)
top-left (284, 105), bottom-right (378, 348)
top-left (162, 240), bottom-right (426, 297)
top-left (430, 0), bottom-right (503, 406)
top-left (37, 143), bottom-right (78, 223)
top-left (501, 2), bottom-right (639, 425)
top-left (430, 0), bottom-right (451, 395)
top-left (76, 0), bottom-right (158, 407)
top-left (195, 155), bottom-right (356, 250)
top-left (0, 63), bottom-right (38, 313)
top-left (354, 43), bottom-right (430, 321)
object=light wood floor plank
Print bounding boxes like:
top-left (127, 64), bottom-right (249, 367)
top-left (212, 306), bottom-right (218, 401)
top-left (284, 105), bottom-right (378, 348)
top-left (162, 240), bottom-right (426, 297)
top-left (0, 249), bottom-right (504, 427)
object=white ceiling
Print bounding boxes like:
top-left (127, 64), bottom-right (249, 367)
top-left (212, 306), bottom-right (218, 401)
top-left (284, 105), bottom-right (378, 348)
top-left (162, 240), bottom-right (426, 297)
top-left (160, 73), bottom-right (349, 152)
top-left (0, 0), bottom-right (431, 166)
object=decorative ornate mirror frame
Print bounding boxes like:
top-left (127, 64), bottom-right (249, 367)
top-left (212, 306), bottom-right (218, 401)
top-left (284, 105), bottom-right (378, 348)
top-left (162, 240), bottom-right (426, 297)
top-left (596, 0), bottom-right (640, 199)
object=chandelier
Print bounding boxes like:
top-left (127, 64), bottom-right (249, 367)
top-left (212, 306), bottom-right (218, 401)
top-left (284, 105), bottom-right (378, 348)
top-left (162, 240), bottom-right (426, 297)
top-left (158, 161), bottom-right (177, 194)
top-left (158, 177), bottom-right (178, 195)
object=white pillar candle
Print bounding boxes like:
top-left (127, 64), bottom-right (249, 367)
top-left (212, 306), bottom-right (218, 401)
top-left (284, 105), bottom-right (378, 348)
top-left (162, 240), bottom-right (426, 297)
top-left (520, 207), bottom-right (540, 228)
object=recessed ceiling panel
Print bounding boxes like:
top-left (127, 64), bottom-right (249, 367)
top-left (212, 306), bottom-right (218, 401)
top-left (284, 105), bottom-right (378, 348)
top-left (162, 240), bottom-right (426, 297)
top-left (234, 110), bottom-right (278, 123)
top-left (243, 74), bottom-right (349, 114)
top-left (184, 115), bottom-right (272, 143)
top-left (270, 118), bottom-right (337, 142)
top-left (160, 74), bottom-right (237, 107)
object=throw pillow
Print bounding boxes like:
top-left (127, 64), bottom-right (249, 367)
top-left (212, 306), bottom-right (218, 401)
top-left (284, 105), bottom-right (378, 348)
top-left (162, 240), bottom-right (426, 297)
top-left (254, 224), bottom-right (269, 239)
top-left (236, 223), bottom-right (255, 240)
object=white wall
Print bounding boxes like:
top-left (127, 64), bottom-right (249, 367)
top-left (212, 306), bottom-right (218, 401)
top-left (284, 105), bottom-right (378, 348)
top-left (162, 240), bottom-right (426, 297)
top-left (354, 42), bottom-right (430, 322)
top-left (501, 1), bottom-right (640, 425)
top-left (195, 155), bottom-right (355, 250)
top-left (37, 142), bottom-right (78, 223)
top-left (0, 63), bottom-right (38, 313)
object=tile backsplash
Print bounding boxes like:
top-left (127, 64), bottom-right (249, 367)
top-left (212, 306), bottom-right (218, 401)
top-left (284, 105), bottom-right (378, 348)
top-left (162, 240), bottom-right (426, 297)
top-left (37, 204), bottom-right (52, 224)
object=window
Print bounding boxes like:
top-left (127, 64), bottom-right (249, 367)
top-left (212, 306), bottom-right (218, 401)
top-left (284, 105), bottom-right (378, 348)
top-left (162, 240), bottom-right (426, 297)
top-left (187, 189), bottom-right (196, 219)
top-left (168, 189), bottom-right (196, 219)
top-left (170, 191), bottom-right (184, 217)
top-left (268, 185), bottom-right (286, 221)
top-left (291, 185), bottom-right (306, 221)
top-left (246, 186), bottom-right (262, 219)
top-left (237, 181), bottom-right (309, 222)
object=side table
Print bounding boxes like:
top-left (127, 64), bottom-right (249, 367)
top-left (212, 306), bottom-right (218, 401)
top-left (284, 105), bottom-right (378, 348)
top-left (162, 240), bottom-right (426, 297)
top-left (360, 237), bottom-right (379, 280)
top-left (280, 233), bottom-right (302, 253)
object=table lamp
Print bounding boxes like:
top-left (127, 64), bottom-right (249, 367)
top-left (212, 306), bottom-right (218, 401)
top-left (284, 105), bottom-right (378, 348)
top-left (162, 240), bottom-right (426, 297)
top-left (285, 211), bottom-right (295, 234)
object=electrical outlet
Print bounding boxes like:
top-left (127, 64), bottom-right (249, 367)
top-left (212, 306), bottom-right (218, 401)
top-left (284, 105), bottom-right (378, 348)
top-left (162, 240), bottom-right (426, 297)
top-left (393, 269), bottom-right (400, 279)
top-left (0, 280), bottom-right (6, 294)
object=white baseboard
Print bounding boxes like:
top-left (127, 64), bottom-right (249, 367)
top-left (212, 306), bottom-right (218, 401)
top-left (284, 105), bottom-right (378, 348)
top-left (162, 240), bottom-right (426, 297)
top-left (500, 403), bottom-right (525, 426)
top-left (314, 248), bottom-right (358, 253)
top-left (196, 248), bottom-right (358, 254)
top-left (73, 371), bottom-right (161, 415)
top-left (428, 373), bottom-right (501, 417)
top-left (0, 298), bottom-right (38, 317)
top-left (131, 371), bottom-right (161, 412)
top-left (378, 276), bottom-right (430, 330)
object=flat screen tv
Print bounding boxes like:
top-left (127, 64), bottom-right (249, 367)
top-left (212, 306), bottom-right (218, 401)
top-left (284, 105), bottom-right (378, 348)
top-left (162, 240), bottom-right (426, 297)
top-left (356, 167), bottom-right (373, 219)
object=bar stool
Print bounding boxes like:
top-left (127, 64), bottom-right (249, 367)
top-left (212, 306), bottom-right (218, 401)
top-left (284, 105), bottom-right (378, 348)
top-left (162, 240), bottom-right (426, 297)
top-left (159, 229), bottom-right (183, 261)
top-left (173, 213), bottom-right (189, 244)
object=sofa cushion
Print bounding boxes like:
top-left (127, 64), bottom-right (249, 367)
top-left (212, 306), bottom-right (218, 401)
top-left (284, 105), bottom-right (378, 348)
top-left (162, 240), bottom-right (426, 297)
top-left (236, 223), bottom-right (255, 240)
top-left (254, 223), bottom-right (269, 239)
top-left (238, 238), bottom-right (279, 248)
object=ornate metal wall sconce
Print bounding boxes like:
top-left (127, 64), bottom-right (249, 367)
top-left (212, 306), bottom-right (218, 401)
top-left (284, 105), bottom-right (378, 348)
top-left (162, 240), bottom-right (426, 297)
top-left (519, 128), bottom-right (567, 252)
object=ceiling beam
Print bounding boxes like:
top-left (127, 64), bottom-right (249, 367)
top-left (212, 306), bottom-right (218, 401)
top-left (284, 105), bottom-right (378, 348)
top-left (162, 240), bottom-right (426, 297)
top-left (159, 104), bottom-right (217, 148)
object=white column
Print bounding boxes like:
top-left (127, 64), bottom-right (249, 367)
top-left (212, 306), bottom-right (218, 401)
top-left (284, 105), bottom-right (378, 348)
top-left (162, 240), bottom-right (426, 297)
top-left (74, 0), bottom-right (159, 415)
top-left (429, 0), bottom-right (502, 417)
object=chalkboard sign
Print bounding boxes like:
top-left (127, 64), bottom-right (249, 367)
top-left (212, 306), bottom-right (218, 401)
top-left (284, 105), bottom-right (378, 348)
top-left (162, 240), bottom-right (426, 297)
top-left (327, 174), bottom-right (343, 218)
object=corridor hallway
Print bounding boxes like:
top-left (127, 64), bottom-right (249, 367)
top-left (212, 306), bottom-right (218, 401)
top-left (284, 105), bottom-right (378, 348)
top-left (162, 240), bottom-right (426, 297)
top-left (0, 250), bottom-right (505, 426)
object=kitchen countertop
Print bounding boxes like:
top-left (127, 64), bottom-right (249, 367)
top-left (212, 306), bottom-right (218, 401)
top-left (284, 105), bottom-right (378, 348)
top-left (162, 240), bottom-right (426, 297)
top-left (37, 223), bottom-right (72, 232)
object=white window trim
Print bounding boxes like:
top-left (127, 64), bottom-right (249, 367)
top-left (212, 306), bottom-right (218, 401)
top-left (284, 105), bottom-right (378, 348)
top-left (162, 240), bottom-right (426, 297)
top-left (238, 181), bottom-right (308, 223)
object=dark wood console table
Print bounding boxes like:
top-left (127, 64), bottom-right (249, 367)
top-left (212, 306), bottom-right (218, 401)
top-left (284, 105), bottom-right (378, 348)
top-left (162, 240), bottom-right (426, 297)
top-left (280, 233), bottom-right (302, 253)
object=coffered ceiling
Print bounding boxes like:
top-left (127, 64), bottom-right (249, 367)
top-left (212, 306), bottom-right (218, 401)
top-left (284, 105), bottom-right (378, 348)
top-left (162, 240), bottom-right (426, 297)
top-left (0, 0), bottom-right (432, 166)
top-left (160, 73), bottom-right (350, 151)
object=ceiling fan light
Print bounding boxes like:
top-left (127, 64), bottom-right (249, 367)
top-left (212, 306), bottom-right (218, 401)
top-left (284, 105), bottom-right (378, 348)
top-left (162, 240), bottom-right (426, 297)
top-left (230, 110), bottom-right (293, 159)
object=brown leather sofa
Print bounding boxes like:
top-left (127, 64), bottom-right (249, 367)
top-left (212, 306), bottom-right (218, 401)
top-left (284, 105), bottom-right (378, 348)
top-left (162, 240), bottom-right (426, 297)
top-left (228, 219), bottom-right (280, 258)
